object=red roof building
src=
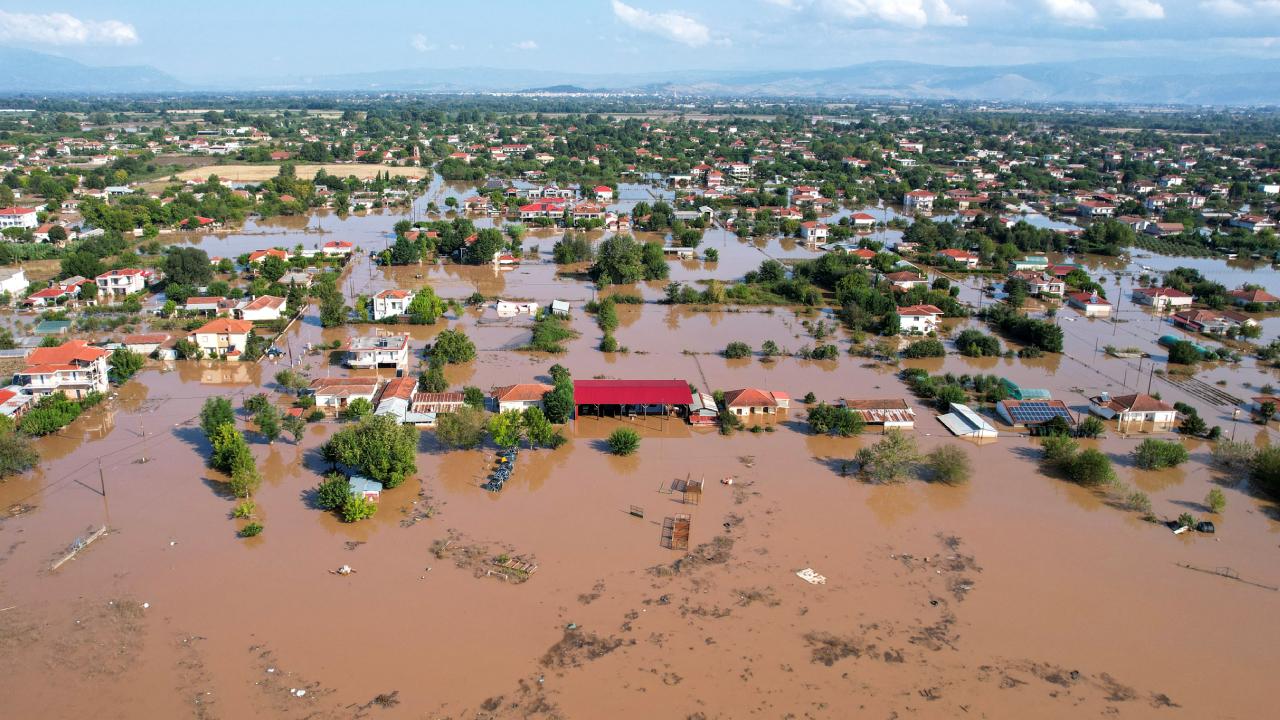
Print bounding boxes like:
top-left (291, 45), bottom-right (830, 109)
top-left (573, 379), bottom-right (691, 407)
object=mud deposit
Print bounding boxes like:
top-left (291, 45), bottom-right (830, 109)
top-left (2, 202), bottom-right (1278, 719)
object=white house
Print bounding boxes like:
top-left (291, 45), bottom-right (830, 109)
top-left (343, 333), bottom-right (410, 369)
top-left (321, 240), bottom-right (354, 257)
top-left (1131, 287), bottom-right (1193, 310)
top-left (489, 383), bottom-right (554, 413)
top-left (96, 268), bottom-right (150, 297)
top-left (0, 206), bottom-right (38, 230)
top-left (13, 340), bottom-right (111, 399)
top-left (372, 289), bottom-right (415, 321)
top-left (1089, 392), bottom-right (1177, 432)
top-left (898, 304), bottom-right (944, 334)
top-left (0, 267), bottom-right (27, 297)
top-left (800, 221), bottom-right (829, 242)
top-left (234, 295), bottom-right (286, 322)
top-left (309, 377), bottom-right (382, 411)
top-left (903, 190), bottom-right (935, 212)
top-left (1068, 292), bottom-right (1112, 317)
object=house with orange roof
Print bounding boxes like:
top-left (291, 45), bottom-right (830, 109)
top-left (189, 318), bottom-right (255, 359)
top-left (234, 295), bottom-right (286, 322)
top-left (247, 248), bottom-right (290, 265)
top-left (723, 388), bottom-right (790, 416)
top-left (96, 268), bottom-right (151, 297)
top-left (490, 383), bottom-right (554, 413)
top-left (13, 339), bottom-right (111, 398)
top-left (371, 289), bottom-right (415, 321)
top-left (898, 304), bottom-right (945, 334)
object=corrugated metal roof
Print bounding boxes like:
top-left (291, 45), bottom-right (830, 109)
top-left (574, 379), bottom-right (691, 406)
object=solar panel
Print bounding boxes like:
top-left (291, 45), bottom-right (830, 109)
top-left (1008, 402), bottom-right (1072, 424)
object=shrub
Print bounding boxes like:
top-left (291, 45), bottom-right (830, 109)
top-left (723, 341), bottom-right (752, 359)
top-left (526, 314), bottom-right (577, 353)
top-left (341, 494), bottom-right (378, 523)
top-left (244, 393), bottom-right (271, 415)
top-left (1179, 413), bottom-right (1208, 437)
top-left (599, 333), bottom-right (618, 352)
top-left (435, 405), bottom-right (489, 449)
top-left (925, 445), bottom-right (971, 485)
top-left (227, 464), bottom-right (262, 498)
top-left (342, 397), bottom-right (373, 421)
top-left (1125, 490), bottom-right (1152, 514)
top-left (902, 338), bottom-right (946, 358)
top-left (431, 329), bottom-right (476, 364)
top-left (1041, 434), bottom-right (1079, 468)
top-left (316, 473), bottom-right (350, 511)
top-left (1133, 439), bottom-right (1189, 470)
top-left (109, 348), bottom-right (146, 382)
top-left (231, 500), bottom-right (256, 519)
top-left (1210, 440), bottom-right (1253, 470)
top-left (1167, 340), bottom-right (1200, 365)
top-left (1066, 448), bottom-right (1115, 487)
top-left (0, 429), bottom-right (38, 478)
top-left (1206, 487), bottom-right (1226, 513)
top-left (607, 427), bottom-right (640, 456)
top-left (238, 522), bottom-right (264, 538)
top-left (1249, 446), bottom-right (1280, 498)
top-left (307, 408), bottom-right (326, 422)
top-left (954, 329), bottom-right (1000, 357)
top-left (1077, 416), bottom-right (1106, 438)
top-left (807, 403), bottom-right (864, 437)
top-left (761, 340), bottom-right (780, 357)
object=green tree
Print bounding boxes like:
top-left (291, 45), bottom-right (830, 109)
top-left (109, 348), bottom-right (145, 382)
top-left (259, 254), bottom-right (289, 282)
top-left (323, 414), bottom-right (417, 488)
top-left (855, 429), bottom-right (918, 483)
top-left (723, 341), bottom-right (751, 359)
top-left (435, 405), bottom-right (488, 449)
top-left (342, 397), bottom-right (373, 421)
top-left (274, 369), bottom-right (308, 394)
top-left (522, 407), bottom-right (562, 448)
top-left (228, 463), bottom-right (262, 498)
top-left (200, 397), bottom-right (235, 438)
top-left (283, 413), bottom-right (306, 443)
top-left (590, 234), bottom-right (645, 286)
top-left (806, 403), bottom-right (864, 437)
top-left (463, 386), bottom-right (486, 408)
top-left (407, 288), bottom-right (444, 324)
top-left (1167, 340), bottom-right (1200, 365)
top-left (542, 383), bottom-right (574, 424)
top-left (1249, 446), bottom-right (1280, 498)
top-left (255, 405), bottom-right (282, 444)
top-left (1133, 439), bottom-right (1189, 470)
top-left (0, 429), bottom-right (38, 478)
top-left (209, 423), bottom-right (254, 475)
top-left (244, 393), bottom-right (271, 415)
top-left (488, 411), bottom-right (525, 449)
top-left (163, 247), bottom-right (213, 286)
top-left (607, 427), bottom-right (640, 456)
top-left (1040, 434), bottom-right (1079, 468)
top-left (925, 445), bottom-right (971, 485)
top-left (431, 329), bottom-right (476, 364)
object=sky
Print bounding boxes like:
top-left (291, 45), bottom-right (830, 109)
top-left (1, 1), bottom-right (1279, 80)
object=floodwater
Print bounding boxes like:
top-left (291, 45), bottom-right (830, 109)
top-left (3, 190), bottom-right (1280, 719)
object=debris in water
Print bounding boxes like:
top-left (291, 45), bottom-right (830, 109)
top-left (796, 568), bottom-right (827, 585)
top-left (333, 565), bottom-right (355, 575)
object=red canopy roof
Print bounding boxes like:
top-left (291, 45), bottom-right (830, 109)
top-left (574, 379), bottom-right (690, 406)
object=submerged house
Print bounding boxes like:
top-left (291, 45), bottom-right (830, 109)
top-left (938, 403), bottom-right (998, 439)
top-left (342, 333), bottom-right (410, 369)
top-left (1088, 392), bottom-right (1177, 432)
top-left (840, 399), bottom-right (916, 430)
top-left (723, 388), bottom-right (790, 416)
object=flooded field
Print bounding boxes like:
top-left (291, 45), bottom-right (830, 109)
top-left (3, 196), bottom-right (1279, 719)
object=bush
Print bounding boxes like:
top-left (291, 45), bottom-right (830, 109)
top-left (316, 473), bottom-right (351, 511)
top-left (607, 427), bottom-right (640, 456)
top-left (1206, 487), bottom-right (1226, 513)
top-left (18, 394), bottom-right (86, 436)
top-left (1041, 434), bottom-right (1080, 468)
top-left (1167, 340), bottom-right (1200, 365)
top-left (1066, 448), bottom-right (1115, 487)
top-left (227, 464), bottom-right (262, 498)
top-left (341, 494), bottom-right (378, 523)
top-left (1077, 416), bottom-right (1106, 438)
top-left (1133, 439), bottom-right (1189, 470)
top-left (1125, 490), bottom-right (1152, 514)
top-left (854, 429), bottom-right (918, 484)
top-left (599, 333), bottom-right (618, 352)
top-left (342, 397), bottom-right (373, 421)
top-left (1249, 446), bottom-right (1280, 498)
top-left (238, 522), bottom-right (264, 538)
top-left (110, 348), bottom-right (146, 382)
top-left (807, 403), bottom-right (864, 437)
top-left (526, 314), bottom-right (577, 353)
top-left (902, 338), bottom-right (946, 358)
top-left (1210, 440), bottom-right (1253, 470)
top-left (307, 408), bottom-right (326, 423)
top-left (0, 430), bottom-right (38, 478)
top-left (723, 341), bottom-right (751, 359)
top-left (231, 500), bottom-right (256, 519)
top-left (925, 445), bottom-right (971, 485)
top-left (323, 414), bottom-right (418, 488)
top-left (435, 405), bottom-right (489, 449)
top-left (954, 329), bottom-right (1000, 357)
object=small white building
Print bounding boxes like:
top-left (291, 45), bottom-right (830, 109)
top-left (799, 221), bottom-right (829, 242)
top-left (0, 206), bottom-right (38, 230)
top-left (1132, 287), bottom-right (1193, 310)
top-left (489, 383), bottom-right (554, 413)
top-left (1067, 292), bottom-right (1112, 318)
top-left (343, 334), bottom-right (410, 369)
top-left (96, 268), bottom-right (149, 297)
top-left (0, 267), bottom-right (27, 297)
top-left (235, 295), bottom-right (286, 322)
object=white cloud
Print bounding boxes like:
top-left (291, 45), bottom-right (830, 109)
top-left (410, 33), bottom-right (435, 52)
top-left (928, 0), bottom-right (969, 26)
top-left (1042, 0), bottom-right (1099, 24)
top-left (780, 0), bottom-right (967, 28)
top-left (611, 1), bottom-right (712, 47)
top-left (1200, 0), bottom-right (1280, 15)
top-left (514, 39), bottom-right (539, 50)
top-left (0, 11), bottom-right (139, 46)
top-left (1116, 0), bottom-right (1165, 18)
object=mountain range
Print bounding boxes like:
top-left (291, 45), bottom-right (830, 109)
top-left (2, 46), bottom-right (1279, 106)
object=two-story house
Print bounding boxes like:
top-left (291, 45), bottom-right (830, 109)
top-left (189, 318), bottom-right (254, 359)
top-left (371, 289), bottom-right (415, 321)
top-left (13, 339), bottom-right (111, 399)
top-left (342, 334), bottom-right (410, 369)
top-left (96, 268), bottom-right (150, 297)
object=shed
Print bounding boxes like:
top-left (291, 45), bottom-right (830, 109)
top-left (573, 379), bottom-right (692, 418)
top-left (938, 403), bottom-right (998, 438)
top-left (348, 475), bottom-right (383, 501)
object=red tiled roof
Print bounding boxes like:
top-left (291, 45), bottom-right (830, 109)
top-left (491, 383), bottom-right (554, 403)
top-left (27, 339), bottom-right (108, 365)
top-left (192, 318), bottom-right (254, 335)
top-left (724, 388), bottom-right (778, 408)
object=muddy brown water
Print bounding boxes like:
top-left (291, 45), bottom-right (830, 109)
top-left (3, 202), bottom-right (1279, 718)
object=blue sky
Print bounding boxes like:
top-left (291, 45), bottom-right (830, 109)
top-left (1, 1), bottom-right (1279, 78)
